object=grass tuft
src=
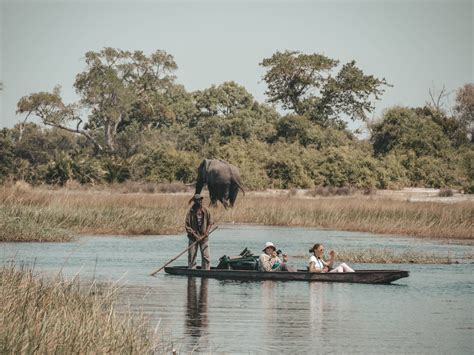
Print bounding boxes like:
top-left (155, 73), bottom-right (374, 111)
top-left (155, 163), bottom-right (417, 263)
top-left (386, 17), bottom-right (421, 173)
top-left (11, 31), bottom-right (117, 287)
top-left (0, 264), bottom-right (159, 354)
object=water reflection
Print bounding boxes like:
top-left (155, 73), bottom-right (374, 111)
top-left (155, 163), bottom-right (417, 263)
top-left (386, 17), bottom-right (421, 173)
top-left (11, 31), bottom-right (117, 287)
top-left (309, 282), bottom-right (325, 334)
top-left (185, 277), bottom-right (209, 346)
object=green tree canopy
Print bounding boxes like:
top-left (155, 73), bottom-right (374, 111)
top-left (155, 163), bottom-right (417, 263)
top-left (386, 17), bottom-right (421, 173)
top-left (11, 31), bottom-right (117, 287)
top-left (17, 48), bottom-right (179, 154)
top-left (193, 81), bottom-right (255, 119)
top-left (191, 81), bottom-right (279, 145)
top-left (260, 51), bottom-right (389, 128)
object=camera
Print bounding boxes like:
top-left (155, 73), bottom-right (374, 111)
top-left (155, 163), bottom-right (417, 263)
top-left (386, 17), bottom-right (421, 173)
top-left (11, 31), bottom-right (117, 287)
top-left (276, 249), bottom-right (282, 256)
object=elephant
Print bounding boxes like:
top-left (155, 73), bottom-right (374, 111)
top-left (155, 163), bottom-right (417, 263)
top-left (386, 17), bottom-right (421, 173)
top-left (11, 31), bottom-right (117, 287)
top-left (192, 159), bottom-right (245, 208)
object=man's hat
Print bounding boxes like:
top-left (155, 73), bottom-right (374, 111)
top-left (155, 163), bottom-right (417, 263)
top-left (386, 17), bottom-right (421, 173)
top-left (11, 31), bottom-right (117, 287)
top-left (262, 241), bottom-right (276, 251)
top-left (193, 194), bottom-right (204, 201)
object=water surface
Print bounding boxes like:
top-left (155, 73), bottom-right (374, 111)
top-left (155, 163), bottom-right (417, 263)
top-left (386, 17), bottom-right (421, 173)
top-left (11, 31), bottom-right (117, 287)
top-left (2, 225), bottom-right (473, 353)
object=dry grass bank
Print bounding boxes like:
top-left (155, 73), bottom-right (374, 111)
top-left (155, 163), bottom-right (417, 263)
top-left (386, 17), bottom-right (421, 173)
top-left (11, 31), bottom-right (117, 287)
top-left (0, 264), bottom-right (160, 354)
top-left (1, 184), bottom-right (472, 242)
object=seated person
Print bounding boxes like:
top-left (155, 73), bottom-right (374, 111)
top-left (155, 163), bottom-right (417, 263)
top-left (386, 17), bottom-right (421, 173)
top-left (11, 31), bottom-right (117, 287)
top-left (308, 243), bottom-right (355, 273)
top-left (259, 242), bottom-right (290, 272)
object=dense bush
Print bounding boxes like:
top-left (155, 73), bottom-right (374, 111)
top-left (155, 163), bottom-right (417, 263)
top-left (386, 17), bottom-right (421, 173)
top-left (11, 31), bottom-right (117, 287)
top-left (370, 106), bottom-right (470, 188)
top-left (129, 145), bottom-right (199, 183)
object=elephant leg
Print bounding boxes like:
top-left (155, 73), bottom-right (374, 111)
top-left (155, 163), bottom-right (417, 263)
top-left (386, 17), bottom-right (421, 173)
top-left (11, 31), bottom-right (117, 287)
top-left (220, 198), bottom-right (229, 209)
top-left (208, 186), bottom-right (218, 207)
top-left (220, 184), bottom-right (230, 209)
top-left (229, 185), bottom-right (239, 207)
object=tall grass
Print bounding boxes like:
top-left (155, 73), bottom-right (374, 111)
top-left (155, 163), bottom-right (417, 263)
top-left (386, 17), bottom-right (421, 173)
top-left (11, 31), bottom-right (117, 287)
top-left (0, 264), bottom-right (159, 354)
top-left (1, 184), bottom-right (472, 242)
top-left (292, 249), bottom-right (459, 264)
top-left (220, 196), bottom-right (473, 241)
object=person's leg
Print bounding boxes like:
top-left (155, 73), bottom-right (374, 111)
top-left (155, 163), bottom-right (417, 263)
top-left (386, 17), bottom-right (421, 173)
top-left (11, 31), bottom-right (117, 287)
top-left (188, 236), bottom-right (198, 269)
top-left (339, 262), bottom-right (355, 272)
top-left (200, 238), bottom-right (210, 270)
top-left (281, 263), bottom-right (298, 272)
top-left (329, 263), bottom-right (355, 273)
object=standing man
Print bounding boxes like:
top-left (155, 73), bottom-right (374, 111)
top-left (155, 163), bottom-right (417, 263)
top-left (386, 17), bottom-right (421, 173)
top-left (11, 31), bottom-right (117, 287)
top-left (185, 194), bottom-right (212, 270)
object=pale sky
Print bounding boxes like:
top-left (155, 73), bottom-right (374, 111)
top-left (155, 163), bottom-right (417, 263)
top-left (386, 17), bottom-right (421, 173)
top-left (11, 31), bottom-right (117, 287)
top-left (0, 0), bottom-right (472, 131)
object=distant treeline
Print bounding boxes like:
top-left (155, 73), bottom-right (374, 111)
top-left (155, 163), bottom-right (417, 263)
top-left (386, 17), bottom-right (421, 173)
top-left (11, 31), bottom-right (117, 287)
top-left (1, 48), bottom-right (472, 191)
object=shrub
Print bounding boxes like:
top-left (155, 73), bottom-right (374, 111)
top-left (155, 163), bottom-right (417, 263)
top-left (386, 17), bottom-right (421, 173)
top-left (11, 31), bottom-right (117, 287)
top-left (44, 155), bottom-right (72, 186)
top-left (316, 146), bottom-right (381, 189)
top-left (102, 157), bottom-right (130, 183)
top-left (462, 183), bottom-right (474, 194)
top-left (438, 188), bottom-right (454, 197)
top-left (401, 153), bottom-right (457, 188)
top-left (266, 156), bottom-right (314, 189)
top-left (129, 145), bottom-right (198, 183)
top-left (70, 158), bottom-right (104, 184)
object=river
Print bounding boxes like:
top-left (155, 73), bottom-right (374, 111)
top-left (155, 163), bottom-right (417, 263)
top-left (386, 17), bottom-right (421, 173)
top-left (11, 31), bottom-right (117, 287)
top-left (2, 225), bottom-right (473, 353)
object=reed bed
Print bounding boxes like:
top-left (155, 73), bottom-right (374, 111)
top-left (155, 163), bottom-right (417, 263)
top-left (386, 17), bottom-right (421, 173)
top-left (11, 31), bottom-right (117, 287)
top-left (1, 184), bottom-right (472, 242)
top-left (0, 264), bottom-right (159, 354)
top-left (219, 196), bottom-right (473, 241)
top-left (291, 249), bottom-right (462, 264)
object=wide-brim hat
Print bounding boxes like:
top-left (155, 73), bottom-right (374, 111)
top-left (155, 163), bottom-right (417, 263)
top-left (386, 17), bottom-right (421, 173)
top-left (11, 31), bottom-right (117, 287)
top-left (262, 241), bottom-right (276, 251)
top-left (193, 194), bottom-right (204, 201)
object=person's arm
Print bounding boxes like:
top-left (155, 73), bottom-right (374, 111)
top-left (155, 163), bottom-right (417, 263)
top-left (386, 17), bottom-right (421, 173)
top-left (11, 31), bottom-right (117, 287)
top-left (308, 261), bottom-right (324, 273)
top-left (185, 211), bottom-right (198, 240)
top-left (326, 251), bottom-right (335, 268)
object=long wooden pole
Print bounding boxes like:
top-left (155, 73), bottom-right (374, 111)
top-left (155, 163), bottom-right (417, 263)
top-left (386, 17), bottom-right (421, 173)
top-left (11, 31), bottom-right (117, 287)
top-left (150, 225), bottom-right (218, 276)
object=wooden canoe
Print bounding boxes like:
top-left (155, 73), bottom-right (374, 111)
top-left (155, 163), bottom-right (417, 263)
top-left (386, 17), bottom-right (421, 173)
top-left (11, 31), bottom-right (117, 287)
top-left (164, 266), bottom-right (409, 284)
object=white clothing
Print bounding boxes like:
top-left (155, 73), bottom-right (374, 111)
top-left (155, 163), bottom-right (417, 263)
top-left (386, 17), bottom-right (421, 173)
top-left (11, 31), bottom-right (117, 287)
top-left (309, 256), bottom-right (355, 273)
top-left (308, 255), bottom-right (325, 270)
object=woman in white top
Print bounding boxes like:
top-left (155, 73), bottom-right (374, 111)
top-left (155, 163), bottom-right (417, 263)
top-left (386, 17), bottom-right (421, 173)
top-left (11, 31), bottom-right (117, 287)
top-left (308, 243), bottom-right (355, 273)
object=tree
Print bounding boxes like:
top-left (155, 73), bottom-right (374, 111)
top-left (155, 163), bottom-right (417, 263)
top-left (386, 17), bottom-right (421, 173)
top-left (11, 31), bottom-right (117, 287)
top-left (454, 83), bottom-right (474, 142)
top-left (370, 106), bottom-right (452, 158)
top-left (260, 51), bottom-right (389, 128)
top-left (0, 129), bottom-right (15, 181)
top-left (192, 81), bottom-right (279, 145)
top-left (415, 106), bottom-right (469, 147)
top-left (17, 48), bottom-right (178, 153)
top-left (16, 87), bottom-right (100, 149)
top-left (273, 114), bottom-right (353, 148)
top-left (193, 81), bottom-right (254, 118)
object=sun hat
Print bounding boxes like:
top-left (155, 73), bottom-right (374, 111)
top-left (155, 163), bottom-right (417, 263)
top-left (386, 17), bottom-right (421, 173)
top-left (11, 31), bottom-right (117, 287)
top-left (193, 194), bottom-right (204, 201)
top-left (262, 241), bottom-right (276, 251)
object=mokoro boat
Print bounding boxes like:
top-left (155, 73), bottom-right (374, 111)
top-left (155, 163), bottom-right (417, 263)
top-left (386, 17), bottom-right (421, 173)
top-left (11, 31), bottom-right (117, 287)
top-left (164, 266), bottom-right (409, 284)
